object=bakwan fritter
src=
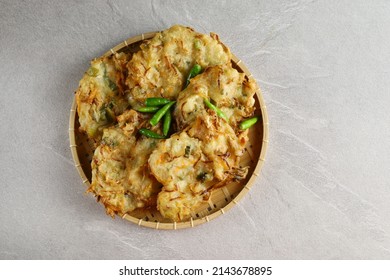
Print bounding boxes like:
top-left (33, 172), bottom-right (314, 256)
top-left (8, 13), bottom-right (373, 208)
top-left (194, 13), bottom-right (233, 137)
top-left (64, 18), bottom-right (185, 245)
top-left (75, 25), bottom-right (258, 222)
top-left (175, 64), bottom-right (256, 129)
top-left (126, 25), bottom-right (231, 106)
top-left (76, 53), bottom-right (130, 141)
top-left (89, 110), bottom-right (162, 216)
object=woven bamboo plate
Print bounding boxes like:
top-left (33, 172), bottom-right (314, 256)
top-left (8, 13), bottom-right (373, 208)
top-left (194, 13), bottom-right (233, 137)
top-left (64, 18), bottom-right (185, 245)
top-left (69, 31), bottom-right (269, 230)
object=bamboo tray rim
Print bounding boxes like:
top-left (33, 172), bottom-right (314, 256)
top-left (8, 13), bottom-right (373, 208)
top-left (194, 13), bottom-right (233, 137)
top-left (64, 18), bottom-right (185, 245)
top-left (69, 30), bottom-right (269, 230)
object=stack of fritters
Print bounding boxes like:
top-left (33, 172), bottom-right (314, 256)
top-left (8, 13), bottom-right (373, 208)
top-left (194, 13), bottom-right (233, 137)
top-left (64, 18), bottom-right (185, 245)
top-left (75, 25), bottom-right (256, 221)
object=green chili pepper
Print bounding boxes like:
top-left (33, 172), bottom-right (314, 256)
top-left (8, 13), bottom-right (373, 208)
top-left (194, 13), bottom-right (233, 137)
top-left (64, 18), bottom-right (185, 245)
top-left (204, 99), bottom-right (228, 122)
top-left (136, 106), bottom-right (160, 113)
top-left (145, 97), bottom-right (171, 107)
top-left (184, 64), bottom-right (202, 88)
top-left (239, 116), bottom-right (259, 130)
top-left (162, 109), bottom-right (172, 136)
top-left (139, 128), bottom-right (166, 139)
top-left (150, 101), bottom-right (176, 126)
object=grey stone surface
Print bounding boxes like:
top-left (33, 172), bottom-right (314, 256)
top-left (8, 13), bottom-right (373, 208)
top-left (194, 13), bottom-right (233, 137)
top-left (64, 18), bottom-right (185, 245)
top-left (1, 0), bottom-right (390, 259)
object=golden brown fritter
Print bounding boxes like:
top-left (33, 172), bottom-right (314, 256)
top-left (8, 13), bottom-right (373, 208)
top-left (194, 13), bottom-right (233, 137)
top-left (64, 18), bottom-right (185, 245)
top-left (125, 25), bottom-right (231, 107)
top-left (76, 52), bottom-right (130, 141)
top-left (149, 111), bottom-right (248, 221)
top-left (89, 110), bottom-right (162, 216)
top-left (187, 111), bottom-right (249, 182)
top-left (149, 132), bottom-right (211, 221)
top-left (175, 64), bottom-right (257, 130)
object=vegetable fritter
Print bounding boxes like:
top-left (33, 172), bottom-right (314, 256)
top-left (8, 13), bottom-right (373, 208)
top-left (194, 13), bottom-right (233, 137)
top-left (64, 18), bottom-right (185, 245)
top-left (125, 25), bottom-right (231, 107)
top-left (88, 110), bottom-right (162, 216)
top-left (175, 64), bottom-right (257, 130)
top-left (76, 52), bottom-right (130, 141)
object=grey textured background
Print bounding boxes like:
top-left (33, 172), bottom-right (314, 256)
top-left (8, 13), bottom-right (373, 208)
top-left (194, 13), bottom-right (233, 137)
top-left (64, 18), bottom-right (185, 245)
top-left (1, 0), bottom-right (390, 259)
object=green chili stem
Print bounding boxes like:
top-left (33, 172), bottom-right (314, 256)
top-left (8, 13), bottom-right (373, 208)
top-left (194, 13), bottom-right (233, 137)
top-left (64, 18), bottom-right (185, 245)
top-left (150, 101), bottom-right (176, 126)
top-left (204, 99), bottom-right (228, 122)
top-left (139, 128), bottom-right (166, 139)
top-left (145, 97), bottom-right (171, 107)
top-left (239, 116), bottom-right (259, 130)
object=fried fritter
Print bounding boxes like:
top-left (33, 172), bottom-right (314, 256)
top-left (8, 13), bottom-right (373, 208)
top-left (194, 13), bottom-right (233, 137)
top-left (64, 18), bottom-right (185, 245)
top-left (89, 110), bottom-right (162, 216)
top-left (187, 111), bottom-right (249, 182)
top-left (149, 111), bottom-right (248, 221)
top-left (175, 64), bottom-right (257, 129)
top-left (76, 52), bottom-right (130, 141)
top-left (125, 25), bottom-right (231, 107)
top-left (149, 131), bottom-right (213, 221)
